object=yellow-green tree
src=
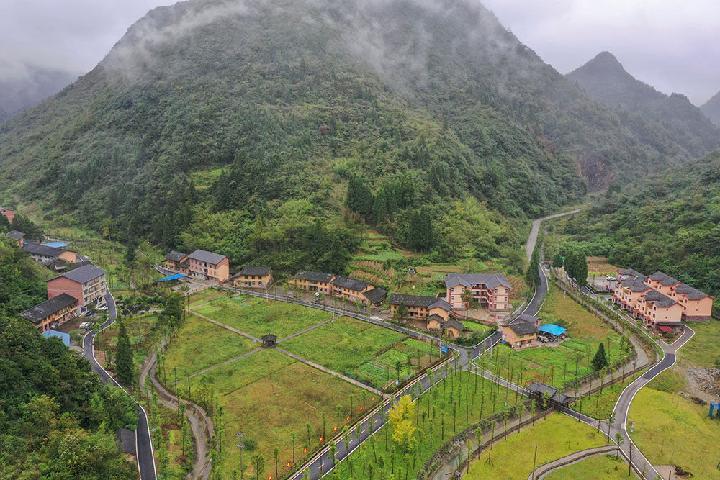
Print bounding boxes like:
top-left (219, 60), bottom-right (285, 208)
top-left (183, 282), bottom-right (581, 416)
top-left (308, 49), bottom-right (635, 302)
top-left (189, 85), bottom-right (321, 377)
top-left (388, 395), bottom-right (417, 451)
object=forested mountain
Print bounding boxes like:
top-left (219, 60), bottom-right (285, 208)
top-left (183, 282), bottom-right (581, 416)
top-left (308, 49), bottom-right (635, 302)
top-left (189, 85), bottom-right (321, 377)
top-left (0, 240), bottom-right (138, 479)
top-left (560, 152), bottom-right (720, 309)
top-left (0, 64), bottom-right (77, 122)
top-left (567, 52), bottom-right (720, 162)
top-left (702, 90), bottom-right (720, 127)
top-left (0, 0), bottom-right (712, 272)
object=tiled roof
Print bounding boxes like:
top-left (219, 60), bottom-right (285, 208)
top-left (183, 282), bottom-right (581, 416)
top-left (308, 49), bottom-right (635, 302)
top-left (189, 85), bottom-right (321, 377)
top-left (188, 249), bottom-right (227, 265)
top-left (445, 273), bottom-right (511, 289)
top-left (23, 242), bottom-right (63, 258)
top-left (237, 266), bottom-right (271, 277)
top-left (506, 314), bottom-right (539, 336)
top-left (429, 299), bottom-right (454, 312)
top-left (642, 290), bottom-right (676, 308)
top-left (294, 271), bottom-right (334, 283)
top-left (623, 280), bottom-right (650, 292)
top-left (60, 264), bottom-right (105, 284)
top-left (648, 271), bottom-right (679, 286)
top-left (165, 250), bottom-right (187, 262)
top-left (6, 230), bottom-right (24, 240)
top-left (363, 287), bottom-right (387, 305)
top-left (21, 294), bottom-right (77, 323)
top-left (674, 284), bottom-right (708, 300)
top-left (331, 275), bottom-right (369, 292)
top-left (389, 294), bottom-right (436, 308)
top-left (444, 318), bottom-right (464, 331)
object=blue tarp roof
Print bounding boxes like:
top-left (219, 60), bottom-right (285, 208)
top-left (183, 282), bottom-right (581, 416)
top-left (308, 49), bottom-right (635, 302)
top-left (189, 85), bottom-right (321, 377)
top-left (42, 330), bottom-right (71, 346)
top-left (43, 241), bottom-right (67, 248)
top-left (158, 273), bottom-right (186, 282)
top-left (539, 324), bottom-right (567, 336)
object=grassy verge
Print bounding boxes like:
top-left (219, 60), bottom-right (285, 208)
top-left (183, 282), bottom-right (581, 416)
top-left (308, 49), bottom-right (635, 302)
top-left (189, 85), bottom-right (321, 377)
top-left (573, 372), bottom-right (642, 420)
top-left (463, 413), bottom-right (608, 479)
top-left (282, 316), bottom-right (437, 391)
top-left (324, 370), bottom-right (516, 480)
top-left (629, 370), bottom-right (720, 479)
top-left (544, 454), bottom-right (638, 479)
top-left (681, 320), bottom-right (720, 368)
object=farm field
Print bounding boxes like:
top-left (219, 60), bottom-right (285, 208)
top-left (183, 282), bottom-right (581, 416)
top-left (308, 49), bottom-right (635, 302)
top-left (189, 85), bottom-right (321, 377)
top-left (463, 413), bottom-right (608, 480)
top-left (282, 316), bottom-right (438, 391)
top-left (482, 284), bottom-right (633, 389)
top-left (162, 313), bottom-right (256, 379)
top-left (680, 320), bottom-right (720, 368)
top-left (191, 293), bottom-right (333, 338)
top-left (544, 454), bottom-right (638, 479)
top-left (628, 371), bottom-right (720, 479)
top-left (324, 370), bottom-right (516, 480)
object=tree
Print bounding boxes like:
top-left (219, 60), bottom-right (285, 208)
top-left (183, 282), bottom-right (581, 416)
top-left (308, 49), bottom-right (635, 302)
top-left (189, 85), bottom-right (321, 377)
top-left (388, 395), bottom-right (417, 451)
top-left (251, 455), bottom-right (264, 480)
top-left (591, 343), bottom-right (608, 371)
top-left (115, 321), bottom-right (134, 386)
top-left (526, 243), bottom-right (541, 288)
top-left (346, 176), bottom-right (374, 217)
top-left (407, 208), bottom-right (434, 252)
top-left (565, 249), bottom-right (588, 285)
top-left (10, 213), bottom-right (43, 240)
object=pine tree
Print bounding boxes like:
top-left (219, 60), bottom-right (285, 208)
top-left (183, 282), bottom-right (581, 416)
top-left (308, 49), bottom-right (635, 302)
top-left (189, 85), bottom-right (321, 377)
top-left (407, 209), bottom-right (434, 252)
top-left (115, 321), bottom-right (134, 386)
top-left (591, 343), bottom-right (608, 371)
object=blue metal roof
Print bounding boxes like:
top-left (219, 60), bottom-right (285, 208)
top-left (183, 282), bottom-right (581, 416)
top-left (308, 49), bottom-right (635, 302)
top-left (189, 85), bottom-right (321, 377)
top-left (158, 273), bottom-right (186, 282)
top-left (42, 330), bottom-right (71, 346)
top-left (538, 324), bottom-right (567, 336)
top-left (44, 241), bottom-right (68, 248)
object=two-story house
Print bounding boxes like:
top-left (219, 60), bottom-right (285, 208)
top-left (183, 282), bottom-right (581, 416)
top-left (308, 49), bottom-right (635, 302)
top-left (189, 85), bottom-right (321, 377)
top-left (47, 264), bottom-right (108, 310)
top-left (232, 266), bottom-right (273, 289)
top-left (444, 273), bottom-right (512, 313)
top-left (21, 294), bottom-right (79, 332)
top-left (288, 271), bottom-right (335, 294)
top-left (187, 250), bottom-right (230, 282)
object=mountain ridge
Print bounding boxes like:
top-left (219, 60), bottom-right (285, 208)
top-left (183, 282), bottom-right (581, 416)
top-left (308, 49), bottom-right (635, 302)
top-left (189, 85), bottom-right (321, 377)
top-left (702, 90), bottom-right (720, 127)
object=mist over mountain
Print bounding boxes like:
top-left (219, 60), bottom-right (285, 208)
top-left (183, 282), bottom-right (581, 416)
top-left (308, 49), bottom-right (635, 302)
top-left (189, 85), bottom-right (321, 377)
top-left (0, 63), bottom-right (78, 122)
top-left (702, 91), bottom-right (720, 127)
top-left (0, 0), bottom-right (714, 267)
top-left (567, 51), bottom-right (720, 163)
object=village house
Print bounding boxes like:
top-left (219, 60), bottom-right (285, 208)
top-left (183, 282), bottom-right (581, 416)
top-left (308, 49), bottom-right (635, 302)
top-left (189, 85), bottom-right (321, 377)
top-left (164, 250), bottom-right (189, 273)
top-left (330, 275), bottom-right (375, 305)
top-left (500, 313), bottom-right (539, 349)
top-left (6, 230), bottom-right (24, 247)
top-left (288, 271), bottom-right (335, 294)
top-left (22, 242), bottom-right (78, 265)
top-left (21, 293), bottom-right (79, 332)
top-left (0, 207), bottom-right (15, 224)
top-left (613, 269), bottom-right (714, 325)
top-left (671, 283), bottom-right (713, 320)
top-left (232, 266), bottom-right (273, 289)
top-left (48, 264), bottom-right (108, 310)
top-left (635, 290), bottom-right (683, 328)
top-left (444, 273), bottom-right (512, 314)
top-left (389, 294), bottom-right (462, 337)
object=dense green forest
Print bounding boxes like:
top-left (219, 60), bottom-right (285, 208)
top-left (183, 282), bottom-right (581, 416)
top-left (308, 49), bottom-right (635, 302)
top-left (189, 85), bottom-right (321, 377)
top-left (1, 0), bottom-right (710, 274)
top-left (0, 240), bottom-right (138, 479)
top-left (558, 152), bottom-right (720, 308)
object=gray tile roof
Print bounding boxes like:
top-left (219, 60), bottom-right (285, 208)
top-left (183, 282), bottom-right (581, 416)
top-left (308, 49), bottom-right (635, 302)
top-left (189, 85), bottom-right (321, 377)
top-left (429, 299), bottom-right (454, 312)
top-left (363, 287), bottom-right (387, 305)
top-left (642, 290), bottom-right (676, 308)
top-left (622, 279), bottom-right (650, 292)
top-left (331, 275), bottom-right (369, 292)
top-left (6, 230), bottom-right (24, 240)
top-left (674, 283), bottom-right (708, 300)
top-left (445, 273), bottom-right (511, 290)
top-left (21, 294), bottom-right (78, 323)
top-left (188, 249), bottom-right (227, 265)
top-left (60, 264), bottom-right (105, 284)
top-left (506, 313), bottom-right (539, 336)
top-left (389, 294), bottom-right (437, 308)
top-left (237, 266), bottom-right (272, 277)
top-left (294, 271), bottom-right (334, 283)
top-left (165, 250), bottom-right (187, 262)
top-left (444, 318), bottom-right (464, 331)
top-left (23, 242), bottom-right (63, 258)
top-left (648, 271), bottom-right (679, 286)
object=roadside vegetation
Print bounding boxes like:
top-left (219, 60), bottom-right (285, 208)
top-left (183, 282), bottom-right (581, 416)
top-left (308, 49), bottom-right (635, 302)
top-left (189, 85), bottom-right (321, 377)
top-left (463, 413), bottom-right (608, 480)
top-left (574, 372), bottom-right (642, 420)
top-left (544, 454), bottom-right (638, 479)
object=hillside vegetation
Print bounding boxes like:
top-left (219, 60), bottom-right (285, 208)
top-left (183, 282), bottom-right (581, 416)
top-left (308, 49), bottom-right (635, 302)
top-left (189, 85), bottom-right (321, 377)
top-left (0, 0), bottom-right (712, 273)
top-left (559, 152), bottom-right (720, 308)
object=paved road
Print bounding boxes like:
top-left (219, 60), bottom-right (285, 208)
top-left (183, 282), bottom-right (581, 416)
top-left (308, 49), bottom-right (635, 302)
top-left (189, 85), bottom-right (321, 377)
top-left (82, 293), bottom-right (157, 480)
top-left (529, 445), bottom-right (620, 479)
top-left (525, 209), bottom-right (581, 262)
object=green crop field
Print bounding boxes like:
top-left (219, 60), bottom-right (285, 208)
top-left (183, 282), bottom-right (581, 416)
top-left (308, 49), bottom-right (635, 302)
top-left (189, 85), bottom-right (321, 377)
top-left (629, 373), bottom-right (720, 479)
top-left (323, 370), bottom-right (516, 480)
top-left (544, 454), bottom-right (638, 479)
top-left (482, 284), bottom-right (633, 389)
top-left (162, 313), bottom-right (256, 379)
top-left (282, 316), bottom-right (438, 391)
top-left (464, 413), bottom-right (608, 480)
top-left (191, 294), bottom-right (333, 338)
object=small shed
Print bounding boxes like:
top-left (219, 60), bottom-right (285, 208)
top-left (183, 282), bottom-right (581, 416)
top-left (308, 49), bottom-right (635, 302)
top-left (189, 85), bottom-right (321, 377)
top-left (158, 272), bottom-right (187, 283)
top-left (261, 334), bottom-right (277, 348)
top-left (538, 324), bottom-right (567, 340)
top-left (42, 329), bottom-right (71, 347)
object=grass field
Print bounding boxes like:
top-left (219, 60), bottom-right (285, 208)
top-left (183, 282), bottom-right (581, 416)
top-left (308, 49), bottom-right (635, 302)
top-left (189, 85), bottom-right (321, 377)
top-left (463, 413), bottom-right (608, 480)
top-left (282, 316), bottom-right (437, 391)
top-left (98, 313), bottom-right (163, 370)
top-left (325, 370), bottom-right (516, 480)
top-left (482, 284), bottom-right (632, 389)
top-left (629, 372), bottom-right (720, 479)
top-left (544, 454), bottom-right (638, 479)
top-left (191, 294), bottom-right (333, 338)
top-left (162, 313), bottom-right (256, 380)
top-left (574, 372), bottom-right (642, 420)
top-left (681, 320), bottom-right (720, 368)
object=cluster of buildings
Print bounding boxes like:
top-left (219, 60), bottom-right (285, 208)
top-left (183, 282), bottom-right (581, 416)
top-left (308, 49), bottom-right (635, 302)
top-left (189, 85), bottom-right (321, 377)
top-left (288, 271), bottom-right (388, 306)
top-left (612, 269), bottom-right (713, 330)
top-left (164, 249), bottom-right (231, 282)
top-left (22, 264), bottom-right (108, 332)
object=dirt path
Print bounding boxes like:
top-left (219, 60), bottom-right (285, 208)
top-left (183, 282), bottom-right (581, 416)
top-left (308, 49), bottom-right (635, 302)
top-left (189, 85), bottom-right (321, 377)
top-left (140, 347), bottom-right (214, 480)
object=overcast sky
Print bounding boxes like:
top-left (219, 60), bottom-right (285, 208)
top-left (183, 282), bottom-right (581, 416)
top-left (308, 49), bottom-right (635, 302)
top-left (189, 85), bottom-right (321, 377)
top-left (0, 0), bottom-right (718, 104)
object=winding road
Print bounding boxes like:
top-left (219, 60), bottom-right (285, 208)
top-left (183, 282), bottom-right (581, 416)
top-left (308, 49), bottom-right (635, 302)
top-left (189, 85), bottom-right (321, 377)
top-left (82, 292), bottom-right (157, 480)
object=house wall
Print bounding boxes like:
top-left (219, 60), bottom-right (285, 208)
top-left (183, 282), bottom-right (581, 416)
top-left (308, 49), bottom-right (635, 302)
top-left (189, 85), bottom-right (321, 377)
top-left (58, 251), bottom-right (77, 263)
top-left (233, 273), bottom-right (273, 288)
top-left (289, 278), bottom-right (333, 294)
top-left (445, 284), bottom-right (510, 312)
top-left (501, 326), bottom-right (536, 348)
top-left (681, 296), bottom-right (713, 320)
top-left (48, 278), bottom-right (84, 305)
top-left (428, 306), bottom-right (450, 321)
top-left (36, 304), bottom-right (78, 332)
top-left (333, 285), bottom-right (371, 305)
top-left (188, 257), bottom-right (230, 282)
top-left (391, 304), bottom-right (429, 319)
